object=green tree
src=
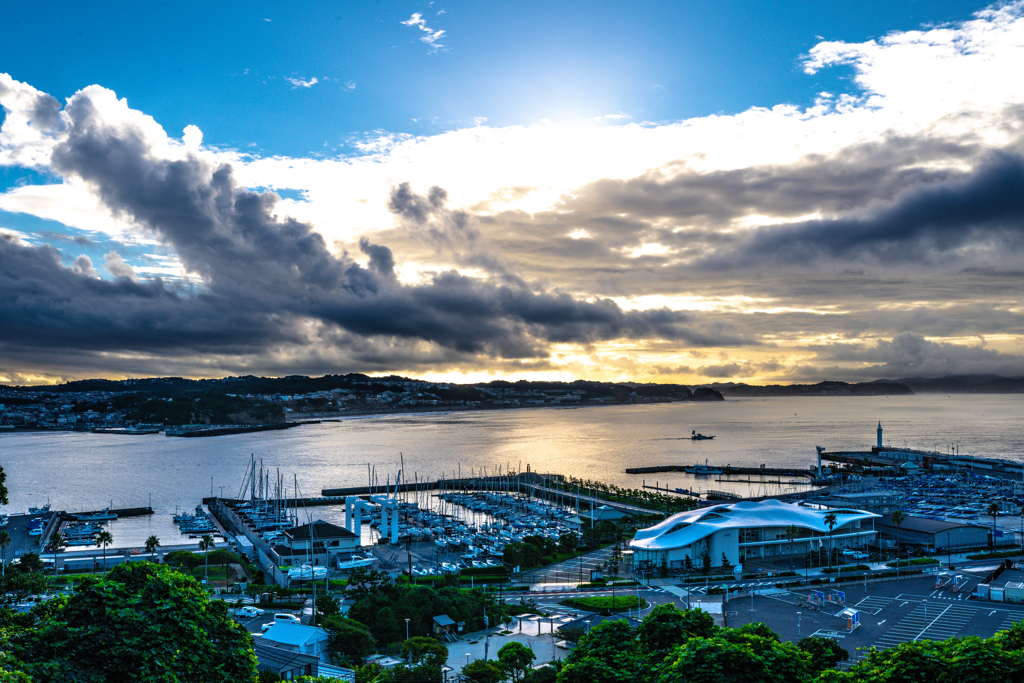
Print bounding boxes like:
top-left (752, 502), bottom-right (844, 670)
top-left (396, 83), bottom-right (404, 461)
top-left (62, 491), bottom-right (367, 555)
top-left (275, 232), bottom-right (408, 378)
top-left (720, 552), bottom-right (732, 572)
top-left (823, 513), bottom-right (838, 568)
top-left (0, 530), bottom-right (10, 580)
top-left (504, 542), bottom-right (541, 569)
top-left (199, 534), bottom-right (215, 584)
top-left (0, 466), bottom-right (8, 506)
top-left (44, 532), bottom-right (64, 578)
top-left (497, 641), bottom-right (536, 682)
top-left (833, 635), bottom-right (1024, 683)
top-left (321, 615), bottom-right (376, 664)
top-left (0, 569), bottom-right (47, 609)
top-left (700, 549), bottom-right (711, 574)
top-left (558, 532), bottom-right (580, 554)
top-left (891, 509), bottom-right (905, 578)
top-left (637, 605), bottom-right (717, 657)
top-left (987, 502), bottom-right (1001, 547)
top-left (15, 553), bottom-right (43, 574)
top-left (559, 619), bottom-right (639, 683)
top-left (683, 555), bottom-right (694, 573)
top-left (163, 550), bottom-right (203, 570)
top-left (555, 625), bottom-right (587, 646)
top-left (145, 535), bottom-right (160, 562)
top-left (797, 636), bottom-right (849, 673)
top-left (657, 634), bottom-right (811, 683)
top-left (95, 529), bottom-right (113, 573)
top-left (401, 636), bottom-right (448, 668)
top-left (523, 665), bottom-right (558, 683)
top-left (315, 592), bottom-right (341, 620)
top-left (4, 561), bottom-right (258, 682)
top-left (462, 659), bottom-right (504, 683)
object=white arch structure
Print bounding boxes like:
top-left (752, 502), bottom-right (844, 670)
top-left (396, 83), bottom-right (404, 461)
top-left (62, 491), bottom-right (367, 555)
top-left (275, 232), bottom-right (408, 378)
top-left (630, 499), bottom-right (880, 569)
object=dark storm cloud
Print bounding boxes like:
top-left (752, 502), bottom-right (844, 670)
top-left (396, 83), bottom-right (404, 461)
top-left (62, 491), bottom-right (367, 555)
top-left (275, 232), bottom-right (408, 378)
top-left (387, 181), bottom-right (521, 281)
top-left (793, 332), bottom-right (1024, 381)
top-left (358, 237), bottom-right (395, 278)
top-left (472, 129), bottom-right (1024, 303)
top-left (0, 86), bottom-right (748, 373)
top-left (699, 152), bottom-right (1024, 270)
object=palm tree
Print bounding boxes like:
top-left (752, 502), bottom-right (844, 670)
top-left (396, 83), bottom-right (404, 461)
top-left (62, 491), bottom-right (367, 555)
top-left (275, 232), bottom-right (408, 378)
top-left (0, 530), bottom-right (10, 580)
top-left (891, 510), bottom-right (905, 579)
top-left (987, 503), bottom-right (1000, 548)
top-left (784, 525), bottom-right (799, 571)
top-left (96, 530), bottom-right (113, 573)
top-left (199, 534), bottom-right (215, 584)
top-left (45, 532), bottom-right (65, 579)
top-left (145, 535), bottom-right (161, 562)
top-left (823, 513), bottom-right (838, 568)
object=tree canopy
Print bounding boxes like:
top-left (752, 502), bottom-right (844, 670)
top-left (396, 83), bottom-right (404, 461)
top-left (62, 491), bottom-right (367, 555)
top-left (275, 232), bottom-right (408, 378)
top-left (1, 561), bottom-right (257, 682)
top-left (553, 606), bottom-right (1024, 683)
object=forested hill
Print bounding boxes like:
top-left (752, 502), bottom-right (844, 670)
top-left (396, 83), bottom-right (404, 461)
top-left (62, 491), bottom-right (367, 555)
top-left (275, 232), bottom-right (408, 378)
top-left (706, 380), bottom-right (914, 397)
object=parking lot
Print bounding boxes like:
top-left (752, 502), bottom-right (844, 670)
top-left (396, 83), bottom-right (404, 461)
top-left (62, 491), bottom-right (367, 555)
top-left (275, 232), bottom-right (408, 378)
top-left (726, 575), bottom-right (1024, 668)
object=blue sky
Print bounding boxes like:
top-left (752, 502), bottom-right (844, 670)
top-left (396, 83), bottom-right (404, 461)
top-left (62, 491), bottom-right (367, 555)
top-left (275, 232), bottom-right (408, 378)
top-left (2, 1), bottom-right (1024, 385)
top-left (0, 1), bottom-right (991, 160)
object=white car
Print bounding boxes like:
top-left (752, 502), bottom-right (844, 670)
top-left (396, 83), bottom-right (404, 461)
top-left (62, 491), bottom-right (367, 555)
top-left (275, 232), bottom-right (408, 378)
top-left (262, 613), bottom-right (302, 631)
top-left (235, 606), bottom-right (265, 619)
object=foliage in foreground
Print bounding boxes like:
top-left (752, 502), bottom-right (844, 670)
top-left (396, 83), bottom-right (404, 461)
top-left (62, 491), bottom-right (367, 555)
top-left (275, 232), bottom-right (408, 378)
top-left (556, 604), bottom-right (1024, 683)
top-left (0, 561), bottom-right (257, 683)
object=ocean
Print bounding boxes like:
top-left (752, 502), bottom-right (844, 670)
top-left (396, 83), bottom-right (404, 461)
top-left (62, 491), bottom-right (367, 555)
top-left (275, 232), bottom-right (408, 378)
top-left (2, 394), bottom-right (1022, 547)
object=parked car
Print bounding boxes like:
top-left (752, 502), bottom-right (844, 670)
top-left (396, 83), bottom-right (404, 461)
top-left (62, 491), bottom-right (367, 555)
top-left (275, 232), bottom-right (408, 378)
top-left (261, 613), bottom-right (302, 631)
top-left (235, 606), bottom-right (265, 619)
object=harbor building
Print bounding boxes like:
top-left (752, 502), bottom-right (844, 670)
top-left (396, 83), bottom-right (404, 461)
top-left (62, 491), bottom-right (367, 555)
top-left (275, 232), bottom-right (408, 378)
top-left (629, 499), bottom-right (879, 569)
top-left (874, 516), bottom-right (995, 551)
top-left (269, 520), bottom-right (359, 568)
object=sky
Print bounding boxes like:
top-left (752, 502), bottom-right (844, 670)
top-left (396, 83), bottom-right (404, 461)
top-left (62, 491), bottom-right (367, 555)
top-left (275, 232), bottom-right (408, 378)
top-left (2, 0), bottom-right (1024, 386)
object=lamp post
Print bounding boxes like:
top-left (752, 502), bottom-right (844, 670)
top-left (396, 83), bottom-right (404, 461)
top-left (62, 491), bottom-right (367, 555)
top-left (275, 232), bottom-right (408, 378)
top-left (797, 611), bottom-right (802, 637)
top-left (405, 618), bottom-right (410, 666)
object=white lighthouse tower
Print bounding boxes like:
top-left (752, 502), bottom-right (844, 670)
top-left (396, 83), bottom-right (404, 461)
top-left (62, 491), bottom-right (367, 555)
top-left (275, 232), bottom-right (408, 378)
top-left (877, 421), bottom-right (883, 449)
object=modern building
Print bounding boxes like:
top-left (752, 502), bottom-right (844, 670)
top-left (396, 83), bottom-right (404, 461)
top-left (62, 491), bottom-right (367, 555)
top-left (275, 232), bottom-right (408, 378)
top-left (629, 499), bottom-right (879, 570)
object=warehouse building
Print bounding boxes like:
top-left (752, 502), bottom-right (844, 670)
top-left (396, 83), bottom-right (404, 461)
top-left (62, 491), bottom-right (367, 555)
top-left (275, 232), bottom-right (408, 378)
top-left (874, 516), bottom-right (993, 551)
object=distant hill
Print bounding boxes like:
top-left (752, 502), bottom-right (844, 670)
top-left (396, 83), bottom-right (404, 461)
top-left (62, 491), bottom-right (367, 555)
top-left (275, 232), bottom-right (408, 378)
top-left (881, 374), bottom-right (1024, 394)
top-left (705, 380), bottom-right (914, 398)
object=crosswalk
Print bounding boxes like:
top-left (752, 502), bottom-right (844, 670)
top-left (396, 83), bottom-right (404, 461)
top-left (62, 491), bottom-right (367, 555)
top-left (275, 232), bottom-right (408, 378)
top-left (871, 603), bottom-right (975, 650)
top-left (854, 596), bottom-right (893, 615)
top-left (997, 611), bottom-right (1024, 633)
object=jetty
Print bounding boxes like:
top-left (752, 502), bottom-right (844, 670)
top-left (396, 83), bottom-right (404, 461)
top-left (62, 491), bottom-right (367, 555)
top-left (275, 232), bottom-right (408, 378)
top-left (625, 464), bottom-right (816, 478)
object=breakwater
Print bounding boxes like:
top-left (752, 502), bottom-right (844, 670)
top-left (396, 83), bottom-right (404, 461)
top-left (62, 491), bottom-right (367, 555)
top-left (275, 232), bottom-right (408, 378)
top-left (625, 465), bottom-right (816, 478)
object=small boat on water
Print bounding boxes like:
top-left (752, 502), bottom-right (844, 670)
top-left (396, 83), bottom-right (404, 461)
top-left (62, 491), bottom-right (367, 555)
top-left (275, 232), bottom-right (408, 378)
top-left (691, 430), bottom-right (715, 440)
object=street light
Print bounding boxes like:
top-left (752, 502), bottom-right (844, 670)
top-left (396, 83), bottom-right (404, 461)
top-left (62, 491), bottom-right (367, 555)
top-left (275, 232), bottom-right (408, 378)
top-left (797, 611), bottom-right (802, 637)
top-left (405, 618), bottom-right (411, 666)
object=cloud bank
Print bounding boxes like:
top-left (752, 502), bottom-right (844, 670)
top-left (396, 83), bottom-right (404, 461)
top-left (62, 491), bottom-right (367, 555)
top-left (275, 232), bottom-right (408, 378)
top-left (3, 3), bottom-right (1024, 383)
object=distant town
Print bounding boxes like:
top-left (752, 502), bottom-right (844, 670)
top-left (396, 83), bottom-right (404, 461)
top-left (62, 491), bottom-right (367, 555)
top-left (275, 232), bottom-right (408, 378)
top-left (0, 374), bottom-right (725, 431)
top-left (1, 373), bottom-right (1020, 432)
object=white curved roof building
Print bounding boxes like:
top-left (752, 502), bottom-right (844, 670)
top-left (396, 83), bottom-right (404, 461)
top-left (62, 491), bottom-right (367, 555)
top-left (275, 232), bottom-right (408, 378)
top-left (630, 499), bottom-right (879, 570)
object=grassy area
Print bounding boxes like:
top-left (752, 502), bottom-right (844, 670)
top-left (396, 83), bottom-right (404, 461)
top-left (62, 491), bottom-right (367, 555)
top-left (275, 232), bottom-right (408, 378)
top-left (821, 564), bottom-right (870, 574)
top-left (966, 549), bottom-right (1024, 560)
top-left (559, 596), bottom-right (647, 611)
top-left (885, 558), bottom-right (939, 568)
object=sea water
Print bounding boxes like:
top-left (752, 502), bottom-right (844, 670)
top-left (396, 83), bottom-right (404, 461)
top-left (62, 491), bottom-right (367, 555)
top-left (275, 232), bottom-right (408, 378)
top-left (2, 394), bottom-right (1021, 547)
